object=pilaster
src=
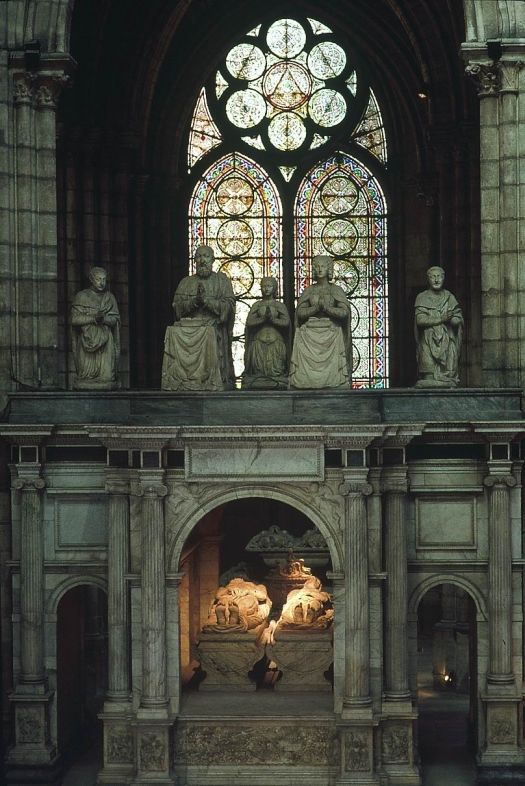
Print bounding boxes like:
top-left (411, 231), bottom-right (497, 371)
top-left (463, 47), bottom-right (525, 387)
top-left (336, 452), bottom-right (378, 786)
top-left (98, 468), bottom-right (134, 785)
top-left (8, 56), bottom-right (75, 390)
top-left (381, 443), bottom-right (420, 785)
top-left (7, 462), bottom-right (57, 773)
top-left (131, 468), bottom-right (172, 785)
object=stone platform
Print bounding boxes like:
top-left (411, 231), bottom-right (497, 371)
top-left (3, 388), bottom-right (522, 427)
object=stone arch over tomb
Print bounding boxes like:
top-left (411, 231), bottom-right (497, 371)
top-left (167, 483), bottom-right (344, 574)
top-left (408, 573), bottom-right (487, 622)
top-left (46, 574), bottom-right (108, 618)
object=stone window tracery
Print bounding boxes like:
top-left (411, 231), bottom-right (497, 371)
top-left (187, 15), bottom-right (389, 386)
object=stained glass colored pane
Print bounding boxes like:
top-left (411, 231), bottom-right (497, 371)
top-left (241, 134), bottom-right (266, 150)
top-left (307, 18), bottom-right (332, 34)
top-left (262, 61), bottom-right (312, 110)
top-left (215, 71), bottom-right (228, 99)
top-left (308, 89), bottom-right (346, 127)
top-left (294, 153), bottom-right (388, 387)
top-left (226, 44), bottom-right (266, 81)
top-left (353, 89), bottom-right (387, 163)
top-left (266, 19), bottom-right (306, 58)
top-left (268, 112), bottom-right (306, 151)
top-left (189, 153), bottom-right (282, 381)
top-left (307, 42), bottom-right (346, 79)
top-left (226, 89), bottom-right (266, 128)
top-left (279, 165), bottom-right (296, 181)
top-left (188, 88), bottom-right (222, 169)
top-left (310, 133), bottom-right (329, 149)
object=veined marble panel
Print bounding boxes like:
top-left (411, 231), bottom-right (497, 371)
top-left (415, 497), bottom-right (476, 550)
top-left (185, 442), bottom-right (323, 481)
top-left (54, 496), bottom-right (108, 549)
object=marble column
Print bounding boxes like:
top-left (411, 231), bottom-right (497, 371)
top-left (13, 473), bottom-right (47, 689)
top-left (484, 473), bottom-right (516, 685)
top-left (463, 54), bottom-right (525, 386)
top-left (132, 471), bottom-right (172, 786)
top-left (383, 476), bottom-right (410, 702)
top-left (8, 466), bottom-right (56, 768)
top-left (336, 472), bottom-right (378, 786)
top-left (340, 480), bottom-right (373, 709)
top-left (98, 471), bottom-right (135, 784)
top-left (105, 472), bottom-right (131, 705)
top-left (137, 473), bottom-right (169, 713)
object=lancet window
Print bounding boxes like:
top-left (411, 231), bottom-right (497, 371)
top-left (187, 16), bottom-right (389, 385)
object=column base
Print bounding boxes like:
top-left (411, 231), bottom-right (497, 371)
top-left (98, 709), bottom-right (135, 785)
top-left (7, 691), bottom-right (56, 767)
top-left (380, 714), bottom-right (420, 786)
top-left (337, 717), bottom-right (378, 784)
top-left (481, 694), bottom-right (523, 765)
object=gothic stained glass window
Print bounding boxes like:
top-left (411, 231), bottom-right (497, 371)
top-left (189, 153), bottom-right (282, 377)
top-left (295, 153), bottom-right (388, 388)
top-left (186, 15), bottom-right (390, 386)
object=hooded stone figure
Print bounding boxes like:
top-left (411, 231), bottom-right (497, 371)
top-left (414, 265), bottom-right (463, 387)
top-left (70, 266), bottom-right (121, 390)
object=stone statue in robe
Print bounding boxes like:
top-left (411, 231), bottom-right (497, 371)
top-left (242, 276), bottom-right (290, 389)
top-left (161, 245), bottom-right (236, 391)
top-left (289, 255), bottom-right (352, 389)
top-left (415, 266), bottom-right (463, 387)
top-left (70, 266), bottom-right (120, 390)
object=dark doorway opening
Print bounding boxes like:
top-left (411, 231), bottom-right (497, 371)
top-left (416, 583), bottom-right (477, 785)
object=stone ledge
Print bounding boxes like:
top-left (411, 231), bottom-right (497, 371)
top-left (3, 388), bottom-right (523, 427)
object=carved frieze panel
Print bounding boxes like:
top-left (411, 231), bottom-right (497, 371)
top-left (16, 706), bottom-right (44, 744)
top-left (488, 709), bottom-right (516, 745)
top-left (382, 723), bottom-right (409, 764)
top-left (105, 725), bottom-right (134, 764)
top-left (139, 731), bottom-right (168, 772)
top-left (175, 723), bottom-right (338, 765)
top-left (344, 730), bottom-right (370, 771)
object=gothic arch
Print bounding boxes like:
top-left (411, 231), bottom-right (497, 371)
top-left (166, 483), bottom-right (344, 574)
top-left (408, 573), bottom-right (487, 621)
top-left (46, 574), bottom-right (108, 618)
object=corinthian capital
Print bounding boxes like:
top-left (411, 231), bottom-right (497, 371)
top-left (465, 62), bottom-right (501, 96)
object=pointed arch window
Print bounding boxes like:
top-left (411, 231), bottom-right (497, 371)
top-left (187, 15), bottom-right (389, 385)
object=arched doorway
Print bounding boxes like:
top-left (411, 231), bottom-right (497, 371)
top-left (177, 496), bottom-right (334, 693)
top-left (416, 583), bottom-right (477, 784)
top-left (56, 585), bottom-right (108, 766)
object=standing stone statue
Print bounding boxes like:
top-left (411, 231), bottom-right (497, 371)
top-left (70, 266), bottom-right (120, 390)
top-left (415, 266), bottom-right (463, 387)
top-left (161, 245), bottom-right (235, 390)
top-left (289, 255), bottom-right (352, 389)
top-left (242, 276), bottom-right (290, 389)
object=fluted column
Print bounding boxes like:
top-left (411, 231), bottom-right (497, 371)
top-left (484, 473), bottom-right (516, 685)
top-left (383, 473), bottom-right (410, 702)
top-left (136, 474), bottom-right (168, 711)
top-left (340, 480), bottom-right (373, 708)
top-left (105, 471), bottom-right (131, 704)
top-left (13, 472), bottom-right (46, 688)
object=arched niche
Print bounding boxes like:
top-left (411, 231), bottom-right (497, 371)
top-left (173, 494), bottom-right (336, 695)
